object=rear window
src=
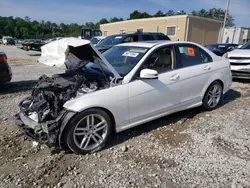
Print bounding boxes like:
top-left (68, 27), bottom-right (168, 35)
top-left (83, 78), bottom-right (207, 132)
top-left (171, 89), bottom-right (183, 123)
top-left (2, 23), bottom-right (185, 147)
top-left (123, 35), bottom-right (139, 43)
top-left (97, 35), bottom-right (123, 47)
top-left (154, 35), bottom-right (171, 40)
top-left (141, 35), bottom-right (155, 41)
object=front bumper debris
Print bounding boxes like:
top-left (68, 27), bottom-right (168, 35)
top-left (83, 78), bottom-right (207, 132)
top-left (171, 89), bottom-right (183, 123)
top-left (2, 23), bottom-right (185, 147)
top-left (15, 110), bottom-right (74, 148)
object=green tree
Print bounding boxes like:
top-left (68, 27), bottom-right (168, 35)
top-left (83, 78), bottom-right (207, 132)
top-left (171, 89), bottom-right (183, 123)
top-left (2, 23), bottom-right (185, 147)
top-left (191, 10), bottom-right (198, 16)
top-left (191, 8), bottom-right (235, 27)
top-left (99, 18), bottom-right (109, 24)
top-left (197, 9), bottom-right (207, 17)
top-left (176, 10), bottom-right (186, 15)
top-left (166, 10), bottom-right (175, 16)
top-left (0, 9), bottom-right (235, 39)
top-left (24, 16), bottom-right (31, 22)
top-left (129, 10), bottom-right (151, 20)
top-left (109, 17), bottom-right (123, 23)
top-left (154, 10), bottom-right (165, 17)
top-left (84, 22), bottom-right (96, 29)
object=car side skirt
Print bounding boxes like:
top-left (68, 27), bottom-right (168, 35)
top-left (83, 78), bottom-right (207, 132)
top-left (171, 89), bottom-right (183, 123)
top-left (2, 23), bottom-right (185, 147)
top-left (116, 101), bottom-right (202, 133)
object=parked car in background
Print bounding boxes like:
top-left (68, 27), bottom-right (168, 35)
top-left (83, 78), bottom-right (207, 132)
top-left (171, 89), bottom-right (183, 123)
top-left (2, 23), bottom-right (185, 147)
top-left (2, 36), bottom-right (13, 45)
top-left (96, 32), bottom-right (171, 53)
top-left (82, 28), bottom-right (102, 40)
top-left (90, 36), bottom-right (106, 46)
top-left (0, 52), bottom-right (12, 83)
top-left (204, 43), bottom-right (238, 56)
top-left (224, 41), bottom-right (250, 79)
top-left (16, 38), bottom-right (232, 154)
top-left (6, 38), bottom-right (15, 45)
top-left (22, 39), bottom-right (45, 51)
top-left (16, 39), bottom-right (24, 45)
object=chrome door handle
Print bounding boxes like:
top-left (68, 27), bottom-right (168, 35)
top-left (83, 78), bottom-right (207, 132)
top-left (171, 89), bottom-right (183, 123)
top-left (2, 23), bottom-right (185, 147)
top-left (204, 66), bottom-right (211, 71)
top-left (170, 74), bottom-right (180, 81)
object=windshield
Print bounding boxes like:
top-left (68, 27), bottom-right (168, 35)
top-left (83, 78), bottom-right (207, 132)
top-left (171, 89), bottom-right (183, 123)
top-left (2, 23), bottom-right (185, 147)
top-left (103, 46), bottom-right (148, 77)
top-left (240, 41), bottom-right (250, 49)
top-left (97, 35), bottom-right (123, 47)
top-left (90, 37), bottom-right (101, 45)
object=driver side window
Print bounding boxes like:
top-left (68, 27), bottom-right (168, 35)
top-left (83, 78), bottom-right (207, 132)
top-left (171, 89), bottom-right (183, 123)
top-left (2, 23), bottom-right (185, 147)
top-left (143, 46), bottom-right (173, 74)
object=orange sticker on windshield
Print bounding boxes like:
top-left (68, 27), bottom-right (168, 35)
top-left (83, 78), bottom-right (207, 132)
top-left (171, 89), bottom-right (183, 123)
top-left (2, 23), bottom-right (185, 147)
top-left (187, 48), bottom-right (195, 56)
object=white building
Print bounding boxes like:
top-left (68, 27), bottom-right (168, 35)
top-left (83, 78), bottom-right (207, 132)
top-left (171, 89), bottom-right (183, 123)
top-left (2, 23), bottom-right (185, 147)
top-left (220, 27), bottom-right (250, 44)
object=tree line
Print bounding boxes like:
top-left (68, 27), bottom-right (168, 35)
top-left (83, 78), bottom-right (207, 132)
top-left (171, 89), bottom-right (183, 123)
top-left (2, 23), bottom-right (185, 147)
top-left (0, 8), bottom-right (234, 39)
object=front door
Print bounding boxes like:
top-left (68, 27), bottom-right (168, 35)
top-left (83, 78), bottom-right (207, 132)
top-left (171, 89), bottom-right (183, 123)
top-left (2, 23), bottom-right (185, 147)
top-left (128, 45), bottom-right (182, 123)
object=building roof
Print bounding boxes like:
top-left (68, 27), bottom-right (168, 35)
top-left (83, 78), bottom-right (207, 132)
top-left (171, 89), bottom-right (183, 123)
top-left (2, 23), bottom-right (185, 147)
top-left (100, 15), bottom-right (222, 27)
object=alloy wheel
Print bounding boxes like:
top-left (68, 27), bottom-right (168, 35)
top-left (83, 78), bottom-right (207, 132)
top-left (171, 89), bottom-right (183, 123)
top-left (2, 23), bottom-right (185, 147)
top-left (207, 84), bottom-right (222, 108)
top-left (73, 114), bottom-right (108, 151)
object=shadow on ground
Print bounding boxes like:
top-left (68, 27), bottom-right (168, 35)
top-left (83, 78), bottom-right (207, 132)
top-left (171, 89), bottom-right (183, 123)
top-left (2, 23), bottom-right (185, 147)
top-left (0, 80), bottom-right (37, 94)
top-left (106, 89), bottom-right (241, 150)
top-left (223, 89), bottom-right (241, 104)
top-left (106, 108), bottom-right (200, 151)
top-left (29, 54), bottom-right (41, 57)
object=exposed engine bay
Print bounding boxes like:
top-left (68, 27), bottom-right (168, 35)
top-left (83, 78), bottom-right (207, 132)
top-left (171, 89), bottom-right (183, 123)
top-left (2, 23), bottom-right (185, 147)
top-left (19, 61), bottom-right (110, 124)
top-left (16, 38), bottom-right (122, 147)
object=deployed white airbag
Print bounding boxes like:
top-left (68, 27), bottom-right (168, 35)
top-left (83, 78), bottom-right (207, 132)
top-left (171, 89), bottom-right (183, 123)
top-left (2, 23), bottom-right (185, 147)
top-left (38, 37), bottom-right (121, 79)
top-left (38, 37), bottom-right (90, 67)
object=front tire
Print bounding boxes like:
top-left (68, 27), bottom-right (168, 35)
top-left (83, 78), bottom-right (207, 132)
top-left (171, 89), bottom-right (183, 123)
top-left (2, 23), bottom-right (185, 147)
top-left (64, 109), bottom-right (113, 155)
top-left (202, 81), bottom-right (223, 111)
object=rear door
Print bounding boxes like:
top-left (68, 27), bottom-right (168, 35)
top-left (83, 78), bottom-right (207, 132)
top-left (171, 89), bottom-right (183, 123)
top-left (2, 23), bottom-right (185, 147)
top-left (174, 44), bottom-right (214, 105)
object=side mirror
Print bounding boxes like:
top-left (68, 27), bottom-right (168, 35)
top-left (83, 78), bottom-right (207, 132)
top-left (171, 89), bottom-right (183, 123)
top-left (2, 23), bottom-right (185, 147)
top-left (140, 69), bottom-right (158, 79)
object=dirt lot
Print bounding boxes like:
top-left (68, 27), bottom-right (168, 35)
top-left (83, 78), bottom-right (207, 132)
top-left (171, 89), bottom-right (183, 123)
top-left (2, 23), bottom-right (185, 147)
top-left (1, 46), bottom-right (250, 188)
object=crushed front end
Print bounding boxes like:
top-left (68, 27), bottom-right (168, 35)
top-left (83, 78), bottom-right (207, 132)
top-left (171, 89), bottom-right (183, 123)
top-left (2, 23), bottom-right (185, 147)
top-left (15, 72), bottom-right (83, 147)
top-left (15, 38), bottom-right (121, 149)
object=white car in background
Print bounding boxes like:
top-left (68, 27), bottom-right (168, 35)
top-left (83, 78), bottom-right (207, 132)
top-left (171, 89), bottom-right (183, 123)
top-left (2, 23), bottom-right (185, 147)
top-left (224, 41), bottom-right (250, 79)
top-left (2, 36), bottom-right (13, 45)
top-left (90, 36), bottom-right (106, 46)
top-left (16, 38), bottom-right (232, 154)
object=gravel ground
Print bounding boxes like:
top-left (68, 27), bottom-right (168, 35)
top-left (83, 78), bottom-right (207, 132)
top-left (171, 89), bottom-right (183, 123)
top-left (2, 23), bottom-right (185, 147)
top-left (1, 46), bottom-right (250, 188)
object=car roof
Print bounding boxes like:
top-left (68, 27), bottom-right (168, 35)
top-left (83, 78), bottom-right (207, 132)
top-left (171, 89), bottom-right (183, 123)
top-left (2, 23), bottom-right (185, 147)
top-left (117, 41), bottom-right (202, 48)
top-left (205, 43), bottom-right (238, 46)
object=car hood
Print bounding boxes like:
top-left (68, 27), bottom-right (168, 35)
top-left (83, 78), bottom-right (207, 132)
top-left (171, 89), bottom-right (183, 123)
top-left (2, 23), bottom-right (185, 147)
top-left (38, 37), bottom-right (121, 79)
top-left (228, 49), bottom-right (250, 57)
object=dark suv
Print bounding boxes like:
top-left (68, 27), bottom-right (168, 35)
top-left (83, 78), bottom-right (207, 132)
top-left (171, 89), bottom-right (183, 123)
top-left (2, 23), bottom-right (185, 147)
top-left (96, 32), bottom-right (170, 53)
top-left (6, 38), bottom-right (15, 45)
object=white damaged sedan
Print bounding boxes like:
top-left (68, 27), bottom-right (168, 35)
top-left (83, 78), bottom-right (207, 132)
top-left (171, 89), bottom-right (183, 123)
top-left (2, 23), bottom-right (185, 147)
top-left (16, 38), bottom-right (232, 154)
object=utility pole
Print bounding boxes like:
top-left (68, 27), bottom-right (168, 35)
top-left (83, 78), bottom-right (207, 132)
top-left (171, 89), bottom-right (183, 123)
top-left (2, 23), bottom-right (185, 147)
top-left (221, 0), bottom-right (230, 43)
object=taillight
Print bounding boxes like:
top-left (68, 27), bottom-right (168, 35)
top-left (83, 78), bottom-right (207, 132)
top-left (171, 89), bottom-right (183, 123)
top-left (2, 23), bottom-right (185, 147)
top-left (0, 55), bottom-right (7, 62)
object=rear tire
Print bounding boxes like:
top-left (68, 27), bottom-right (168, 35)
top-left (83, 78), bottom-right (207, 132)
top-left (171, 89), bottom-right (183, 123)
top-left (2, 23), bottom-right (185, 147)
top-left (64, 109), bottom-right (113, 155)
top-left (202, 81), bottom-right (223, 111)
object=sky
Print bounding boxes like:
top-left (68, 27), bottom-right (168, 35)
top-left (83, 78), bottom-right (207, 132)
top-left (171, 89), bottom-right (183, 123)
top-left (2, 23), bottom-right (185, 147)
top-left (0, 0), bottom-right (249, 27)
